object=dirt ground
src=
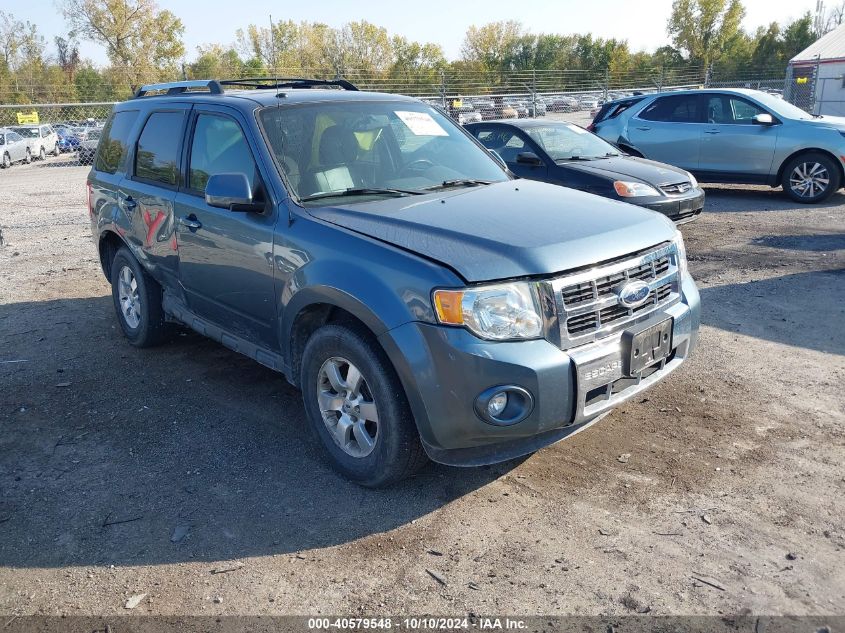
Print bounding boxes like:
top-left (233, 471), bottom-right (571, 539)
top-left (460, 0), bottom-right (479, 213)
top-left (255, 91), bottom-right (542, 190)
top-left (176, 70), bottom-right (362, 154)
top-left (0, 156), bottom-right (843, 617)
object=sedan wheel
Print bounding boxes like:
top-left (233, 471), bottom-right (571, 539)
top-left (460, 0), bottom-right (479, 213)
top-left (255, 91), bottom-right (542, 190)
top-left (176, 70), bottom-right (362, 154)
top-left (1, 153), bottom-right (9, 169)
top-left (39, 147), bottom-right (46, 160)
top-left (316, 356), bottom-right (379, 458)
top-left (24, 149), bottom-right (31, 164)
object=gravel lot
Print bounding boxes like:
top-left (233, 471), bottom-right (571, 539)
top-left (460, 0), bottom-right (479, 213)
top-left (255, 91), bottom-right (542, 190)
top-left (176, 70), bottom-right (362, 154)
top-left (0, 154), bottom-right (843, 617)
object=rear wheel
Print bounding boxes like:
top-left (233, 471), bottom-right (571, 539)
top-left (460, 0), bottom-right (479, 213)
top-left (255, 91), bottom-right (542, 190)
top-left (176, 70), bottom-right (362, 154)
top-left (301, 323), bottom-right (427, 487)
top-left (52, 142), bottom-right (60, 156)
top-left (781, 152), bottom-right (840, 203)
top-left (24, 148), bottom-right (31, 164)
top-left (38, 146), bottom-right (46, 161)
top-left (1, 153), bottom-right (10, 169)
top-left (110, 247), bottom-right (169, 347)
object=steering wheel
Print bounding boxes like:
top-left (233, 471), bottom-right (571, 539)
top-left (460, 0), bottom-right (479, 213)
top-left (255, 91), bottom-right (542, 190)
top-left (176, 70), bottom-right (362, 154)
top-left (399, 158), bottom-right (436, 176)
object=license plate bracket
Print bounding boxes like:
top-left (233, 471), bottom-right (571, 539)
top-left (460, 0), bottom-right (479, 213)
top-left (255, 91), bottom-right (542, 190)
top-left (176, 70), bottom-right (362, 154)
top-left (623, 318), bottom-right (673, 374)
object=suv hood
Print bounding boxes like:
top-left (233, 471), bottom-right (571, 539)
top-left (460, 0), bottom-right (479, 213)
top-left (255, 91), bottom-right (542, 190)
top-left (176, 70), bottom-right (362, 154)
top-left (560, 155), bottom-right (690, 186)
top-left (307, 180), bottom-right (676, 282)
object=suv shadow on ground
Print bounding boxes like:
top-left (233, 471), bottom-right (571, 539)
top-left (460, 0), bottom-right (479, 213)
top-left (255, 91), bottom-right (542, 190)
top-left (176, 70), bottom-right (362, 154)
top-left (701, 186), bottom-right (845, 212)
top-left (0, 296), bottom-right (513, 569)
top-left (698, 268), bottom-right (845, 356)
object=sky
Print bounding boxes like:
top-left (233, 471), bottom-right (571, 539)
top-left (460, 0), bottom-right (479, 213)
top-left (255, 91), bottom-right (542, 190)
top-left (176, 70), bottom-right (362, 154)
top-left (5, 0), bottom-right (822, 65)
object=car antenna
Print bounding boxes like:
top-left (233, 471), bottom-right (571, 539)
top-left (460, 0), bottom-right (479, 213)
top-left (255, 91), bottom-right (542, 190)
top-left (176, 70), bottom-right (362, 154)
top-left (274, 90), bottom-right (294, 226)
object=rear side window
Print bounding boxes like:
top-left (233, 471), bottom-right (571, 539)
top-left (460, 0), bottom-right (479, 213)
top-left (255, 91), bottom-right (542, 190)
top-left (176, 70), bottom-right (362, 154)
top-left (639, 95), bottom-right (701, 123)
top-left (135, 111), bottom-right (184, 186)
top-left (95, 110), bottom-right (139, 174)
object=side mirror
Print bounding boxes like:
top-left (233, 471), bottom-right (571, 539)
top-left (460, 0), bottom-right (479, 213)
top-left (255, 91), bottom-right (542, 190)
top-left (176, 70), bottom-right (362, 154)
top-left (516, 151), bottom-right (543, 166)
top-left (205, 173), bottom-right (263, 212)
top-left (752, 113), bottom-right (775, 126)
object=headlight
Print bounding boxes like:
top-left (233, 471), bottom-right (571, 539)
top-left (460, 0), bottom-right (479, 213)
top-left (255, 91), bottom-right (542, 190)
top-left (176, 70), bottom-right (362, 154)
top-left (613, 180), bottom-right (659, 197)
top-left (687, 172), bottom-right (698, 188)
top-left (672, 231), bottom-right (688, 278)
top-left (433, 282), bottom-right (543, 341)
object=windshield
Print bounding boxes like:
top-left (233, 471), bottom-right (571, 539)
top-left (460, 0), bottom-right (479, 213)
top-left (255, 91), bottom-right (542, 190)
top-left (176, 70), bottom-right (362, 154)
top-left (12, 127), bottom-right (38, 138)
top-left (524, 122), bottom-right (618, 160)
top-left (752, 91), bottom-right (817, 120)
top-left (259, 100), bottom-right (508, 205)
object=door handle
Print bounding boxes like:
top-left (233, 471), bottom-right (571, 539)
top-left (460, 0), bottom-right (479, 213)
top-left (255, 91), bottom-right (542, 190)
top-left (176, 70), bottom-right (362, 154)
top-left (178, 215), bottom-right (202, 231)
top-left (636, 126), bottom-right (651, 131)
top-left (704, 130), bottom-right (721, 135)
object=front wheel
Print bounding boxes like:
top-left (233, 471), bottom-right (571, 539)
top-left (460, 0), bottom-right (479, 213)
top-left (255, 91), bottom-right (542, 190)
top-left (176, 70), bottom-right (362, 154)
top-left (39, 147), bottom-right (46, 161)
top-left (110, 247), bottom-right (169, 347)
top-left (1, 153), bottom-right (10, 169)
top-left (300, 323), bottom-right (427, 487)
top-left (24, 149), bottom-right (31, 164)
top-left (782, 152), bottom-right (840, 203)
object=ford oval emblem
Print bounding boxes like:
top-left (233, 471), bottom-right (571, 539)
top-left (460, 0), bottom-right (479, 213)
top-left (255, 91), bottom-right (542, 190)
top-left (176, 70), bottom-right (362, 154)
top-left (618, 280), bottom-right (651, 308)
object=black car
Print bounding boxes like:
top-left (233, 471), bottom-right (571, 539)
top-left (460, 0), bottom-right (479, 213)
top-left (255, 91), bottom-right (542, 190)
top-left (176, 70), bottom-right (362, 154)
top-left (466, 119), bottom-right (705, 224)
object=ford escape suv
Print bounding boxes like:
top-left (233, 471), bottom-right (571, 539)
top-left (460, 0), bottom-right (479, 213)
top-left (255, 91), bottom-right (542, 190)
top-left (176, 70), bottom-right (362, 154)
top-left (87, 78), bottom-right (700, 486)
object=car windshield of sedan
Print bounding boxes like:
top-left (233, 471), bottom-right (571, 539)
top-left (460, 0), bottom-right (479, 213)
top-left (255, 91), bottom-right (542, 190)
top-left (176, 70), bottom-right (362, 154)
top-left (524, 123), bottom-right (619, 161)
top-left (259, 101), bottom-right (508, 205)
top-left (12, 127), bottom-right (38, 138)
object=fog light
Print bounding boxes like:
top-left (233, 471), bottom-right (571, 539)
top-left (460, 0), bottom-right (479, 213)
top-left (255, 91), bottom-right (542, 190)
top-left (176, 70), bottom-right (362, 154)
top-left (488, 392), bottom-right (508, 417)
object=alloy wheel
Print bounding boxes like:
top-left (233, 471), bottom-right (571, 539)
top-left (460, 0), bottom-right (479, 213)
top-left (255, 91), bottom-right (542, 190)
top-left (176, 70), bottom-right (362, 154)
top-left (316, 356), bottom-right (379, 458)
top-left (790, 162), bottom-right (830, 199)
top-left (117, 265), bottom-right (141, 329)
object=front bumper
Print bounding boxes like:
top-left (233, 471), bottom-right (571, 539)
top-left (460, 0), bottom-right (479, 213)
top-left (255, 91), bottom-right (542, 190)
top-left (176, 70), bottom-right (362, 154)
top-left (639, 189), bottom-right (705, 224)
top-left (379, 275), bottom-right (700, 466)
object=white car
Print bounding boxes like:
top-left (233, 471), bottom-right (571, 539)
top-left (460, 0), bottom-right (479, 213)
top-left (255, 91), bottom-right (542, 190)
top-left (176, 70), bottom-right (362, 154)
top-left (0, 128), bottom-right (32, 167)
top-left (11, 124), bottom-right (59, 160)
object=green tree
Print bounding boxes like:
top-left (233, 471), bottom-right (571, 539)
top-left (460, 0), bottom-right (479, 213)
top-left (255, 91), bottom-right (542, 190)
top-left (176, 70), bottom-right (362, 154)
top-left (61, 0), bottom-right (185, 90)
top-left (460, 21), bottom-right (523, 70)
top-left (667, 0), bottom-right (745, 74)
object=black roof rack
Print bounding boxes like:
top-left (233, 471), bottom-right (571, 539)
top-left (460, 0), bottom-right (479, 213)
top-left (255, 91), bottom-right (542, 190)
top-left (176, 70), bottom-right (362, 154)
top-left (133, 80), bottom-right (224, 99)
top-left (219, 77), bottom-right (359, 91)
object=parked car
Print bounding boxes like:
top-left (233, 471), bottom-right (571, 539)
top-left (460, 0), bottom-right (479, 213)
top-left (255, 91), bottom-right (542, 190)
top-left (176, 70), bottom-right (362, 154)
top-left (591, 88), bottom-right (845, 202)
top-left (503, 99), bottom-right (530, 118)
top-left (449, 104), bottom-right (482, 125)
top-left (578, 95), bottom-right (601, 110)
top-left (0, 128), bottom-right (32, 167)
top-left (87, 78), bottom-right (699, 486)
top-left (77, 128), bottom-right (102, 164)
top-left (56, 127), bottom-right (82, 153)
top-left (11, 124), bottom-right (60, 160)
top-left (467, 119), bottom-right (704, 224)
top-left (548, 95), bottom-right (579, 112)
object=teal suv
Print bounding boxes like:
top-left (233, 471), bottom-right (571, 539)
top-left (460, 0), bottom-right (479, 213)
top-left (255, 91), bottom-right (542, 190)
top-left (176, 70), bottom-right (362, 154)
top-left (87, 78), bottom-right (700, 486)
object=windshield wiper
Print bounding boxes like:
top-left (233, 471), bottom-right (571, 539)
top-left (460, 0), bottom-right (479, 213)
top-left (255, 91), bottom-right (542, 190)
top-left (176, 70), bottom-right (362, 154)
top-left (299, 187), bottom-right (423, 202)
top-left (555, 156), bottom-right (599, 162)
top-left (421, 179), bottom-right (493, 191)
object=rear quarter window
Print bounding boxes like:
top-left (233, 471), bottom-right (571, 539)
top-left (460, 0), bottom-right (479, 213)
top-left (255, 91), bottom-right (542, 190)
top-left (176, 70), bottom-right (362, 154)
top-left (134, 111), bottom-right (185, 186)
top-left (95, 110), bottom-right (140, 174)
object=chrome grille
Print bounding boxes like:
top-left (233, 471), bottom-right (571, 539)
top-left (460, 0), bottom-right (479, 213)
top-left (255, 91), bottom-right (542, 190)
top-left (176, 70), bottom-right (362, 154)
top-left (548, 242), bottom-right (681, 349)
top-left (660, 181), bottom-right (692, 195)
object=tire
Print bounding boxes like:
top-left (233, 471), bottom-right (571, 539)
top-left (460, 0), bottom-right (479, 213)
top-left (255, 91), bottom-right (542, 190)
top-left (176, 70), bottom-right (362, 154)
top-left (110, 247), bottom-right (168, 347)
top-left (39, 146), bottom-right (46, 161)
top-left (1, 153), bottom-right (9, 169)
top-left (53, 143), bottom-right (60, 156)
top-left (24, 149), bottom-right (31, 164)
top-left (300, 323), bottom-right (428, 487)
top-left (781, 152), bottom-right (840, 203)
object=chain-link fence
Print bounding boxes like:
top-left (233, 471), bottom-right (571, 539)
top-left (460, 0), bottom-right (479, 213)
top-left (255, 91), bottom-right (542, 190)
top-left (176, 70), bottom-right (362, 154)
top-left (0, 65), bottom-right (795, 169)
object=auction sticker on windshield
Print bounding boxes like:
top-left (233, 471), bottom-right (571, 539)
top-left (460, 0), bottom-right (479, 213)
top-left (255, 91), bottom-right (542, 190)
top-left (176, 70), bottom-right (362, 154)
top-left (395, 111), bottom-right (449, 136)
